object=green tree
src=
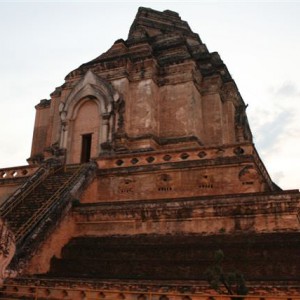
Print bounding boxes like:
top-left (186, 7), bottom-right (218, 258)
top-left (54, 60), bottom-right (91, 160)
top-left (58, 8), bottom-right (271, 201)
top-left (205, 249), bottom-right (248, 298)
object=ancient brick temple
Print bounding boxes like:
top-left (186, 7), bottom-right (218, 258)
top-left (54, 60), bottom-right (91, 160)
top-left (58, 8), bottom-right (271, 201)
top-left (0, 7), bottom-right (300, 299)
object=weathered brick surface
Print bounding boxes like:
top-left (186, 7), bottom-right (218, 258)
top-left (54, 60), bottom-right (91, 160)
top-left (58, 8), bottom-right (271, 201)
top-left (49, 233), bottom-right (300, 281)
top-left (28, 8), bottom-right (252, 165)
top-left (3, 7), bottom-right (299, 297)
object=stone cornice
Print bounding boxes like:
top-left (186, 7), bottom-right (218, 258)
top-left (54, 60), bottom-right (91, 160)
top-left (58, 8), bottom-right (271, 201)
top-left (75, 190), bottom-right (300, 214)
top-left (35, 99), bottom-right (51, 110)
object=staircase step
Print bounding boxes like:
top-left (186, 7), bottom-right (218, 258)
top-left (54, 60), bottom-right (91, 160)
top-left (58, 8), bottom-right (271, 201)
top-left (4, 166), bottom-right (84, 241)
top-left (47, 233), bottom-right (300, 281)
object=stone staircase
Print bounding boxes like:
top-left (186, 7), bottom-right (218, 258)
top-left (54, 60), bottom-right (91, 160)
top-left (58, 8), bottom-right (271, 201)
top-left (4, 169), bottom-right (73, 238)
top-left (0, 162), bottom-right (96, 271)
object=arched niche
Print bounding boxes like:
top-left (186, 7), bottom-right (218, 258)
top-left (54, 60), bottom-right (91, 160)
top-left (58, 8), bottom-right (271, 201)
top-left (69, 98), bottom-right (100, 163)
top-left (59, 70), bottom-right (121, 164)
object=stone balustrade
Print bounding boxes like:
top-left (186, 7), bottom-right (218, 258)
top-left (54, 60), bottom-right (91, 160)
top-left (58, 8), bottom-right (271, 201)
top-left (0, 165), bottom-right (38, 180)
top-left (97, 143), bottom-right (254, 170)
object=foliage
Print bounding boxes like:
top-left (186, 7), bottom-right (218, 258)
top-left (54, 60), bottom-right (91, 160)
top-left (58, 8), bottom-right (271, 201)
top-left (205, 249), bottom-right (248, 298)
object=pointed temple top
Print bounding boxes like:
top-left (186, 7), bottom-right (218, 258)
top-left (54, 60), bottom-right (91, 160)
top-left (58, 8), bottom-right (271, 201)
top-left (66, 6), bottom-right (231, 85)
top-left (127, 7), bottom-right (199, 41)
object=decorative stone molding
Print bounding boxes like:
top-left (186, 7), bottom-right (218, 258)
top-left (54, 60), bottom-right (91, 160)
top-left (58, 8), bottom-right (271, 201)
top-left (58, 70), bottom-right (124, 157)
top-left (5, 277), bottom-right (300, 299)
top-left (63, 70), bottom-right (119, 117)
top-left (98, 143), bottom-right (253, 169)
top-left (0, 219), bottom-right (15, 284)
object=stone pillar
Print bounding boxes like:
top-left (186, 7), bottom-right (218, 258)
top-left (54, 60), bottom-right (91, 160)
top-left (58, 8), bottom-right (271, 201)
top-left (59, 110), bottom-right (68, 149)
top-left (101, 114), bottom-right (110, 144)
top-left (66, 120), bottom-right (74, 164)
top-left (202, 93), bottom-right (224, 144)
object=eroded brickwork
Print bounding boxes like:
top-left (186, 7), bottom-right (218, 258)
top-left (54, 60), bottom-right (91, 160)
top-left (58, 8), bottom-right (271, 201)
top-left (28, 7), bottom-right (252, 165)
top-left (1, 6), bottom-right (300, 298)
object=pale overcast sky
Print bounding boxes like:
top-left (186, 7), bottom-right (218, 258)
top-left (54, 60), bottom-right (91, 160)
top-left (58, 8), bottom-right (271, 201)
top-left (0, 1), bottom-right (299, 190)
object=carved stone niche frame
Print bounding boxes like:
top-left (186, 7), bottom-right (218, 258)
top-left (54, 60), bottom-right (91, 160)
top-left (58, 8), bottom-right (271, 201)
top-left (58, 70), bottom-right (124, 161)
top-left (118, 177), bottom-right (136, 194)
top-left (156, 173), bottom-right (173, 192)
top-left (198, 174), bottom-right (214, 189)
top-left (239, 165), bottom-right (258, 186)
